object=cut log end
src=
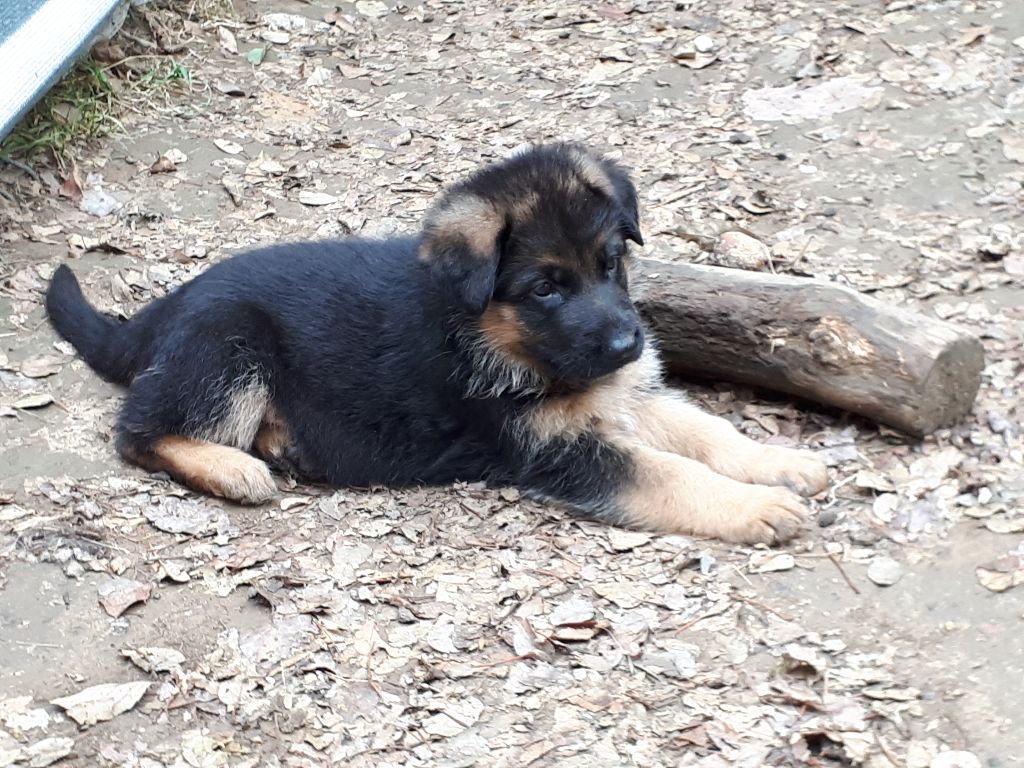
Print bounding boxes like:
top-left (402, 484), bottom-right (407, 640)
top-left (917, 334), bottom-right (986, 436)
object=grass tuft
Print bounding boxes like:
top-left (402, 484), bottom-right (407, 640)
top-left (0, 59), bottom-right (121, 167)
top-left (1, 54), bottom-right (197, 170)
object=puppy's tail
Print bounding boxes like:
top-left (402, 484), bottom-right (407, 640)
top-left (45, 265), bottom-right (158, 386)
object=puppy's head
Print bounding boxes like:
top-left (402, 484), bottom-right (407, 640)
top-left (420, 143), bottom-right (645, 386)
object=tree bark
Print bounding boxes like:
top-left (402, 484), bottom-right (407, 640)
top-left (632, 259), bottom-right (985, 437)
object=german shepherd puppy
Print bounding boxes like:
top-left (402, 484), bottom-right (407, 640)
top-left (46, 143), bottom-right (827, 545)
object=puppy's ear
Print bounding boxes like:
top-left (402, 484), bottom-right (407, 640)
top-left (600, 159), bottom-right (644, 246)
top-left (419, 191), bottom-right (505, 315)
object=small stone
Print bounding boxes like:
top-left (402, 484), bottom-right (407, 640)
top-left (868, 556), bottom-right (903, 587)
top-left (979, 223), bottom-right (1015, 258)
top-left (616, 103), bottom-right (638, 124)
top-left (986, 410), bottom-right (1012, 434)
top-left (849, 528), bottom-right (882, 546)
top-left (817, 508), bottom-right (837, 527)
top-left (711, 231), bottom-right (769, 271)
top-left (728, 132), bottom-right (752, 144)
top-left (693, 34), bottom-right (715, 52)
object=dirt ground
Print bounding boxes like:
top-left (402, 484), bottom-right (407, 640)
top-left (1, 1), bottom-right (1023, 766)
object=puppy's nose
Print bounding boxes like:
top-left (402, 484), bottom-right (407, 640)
top-left (606, 326), bottom-right (643, 363)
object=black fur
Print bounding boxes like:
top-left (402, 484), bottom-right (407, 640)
top-left (45, 143), bottom-right (646, 518)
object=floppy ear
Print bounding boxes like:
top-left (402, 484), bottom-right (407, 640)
top-left (600, 159), bottom-right (644, 246)
top-left (419, 191), bottom-right (505, 315)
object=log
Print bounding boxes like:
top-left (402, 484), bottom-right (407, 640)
top-left (632, 259), bottom-right (985, 437)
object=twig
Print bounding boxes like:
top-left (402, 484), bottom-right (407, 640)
top-left (658, 227), bottom-right (716, 251)
top-left (828, 552), bottom-right (861, 595)
top-left (673, 602), bottom-right (732, 635)
top-left (8, 639), bottom-right (62, 649)
top-left (822, 472), bottom-right (858, 510)
top-left (787, 235), bottom-right (815, 272)
top-left (0, 155), bottom-right (41, 182)
top-left (118, 30), bottom-right (159, 50)
top-left (874, 725), bottom-right (904, 767)
top-left (732, 593), bottom-right (794, 622)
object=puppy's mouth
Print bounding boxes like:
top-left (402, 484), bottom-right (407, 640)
top-left (532, 344), bottom-right (643, 391)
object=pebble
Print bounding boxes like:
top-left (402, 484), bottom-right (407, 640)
top-left (712, 231), bottom-right (769, 271)
top-left (817, 509), bottom-right (838, 527)
top-left (986, 410), bottom-right (1012, 434)
top-left (979, 223), bottom-right (1014, 258)
top-left (693, 34), bottom-right (715, 53)
top-left (849, 528), bottom-right (882, 546)
top-left (867, 556), bottom-right (903, 587)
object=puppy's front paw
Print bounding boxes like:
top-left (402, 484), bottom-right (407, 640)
top-left (759, 447), bottom-right (829, 497)
top-left (724, 485), bottom-right (809, 546)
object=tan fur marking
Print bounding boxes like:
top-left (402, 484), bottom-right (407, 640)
top-left (134, 436), bottom-right (276, 504)
top-left (617, 443), bottom-right (808, 544)
top-left (631, 394), bottom-right (829, 497)
top-left (205, 378), bottom-right (270, 449)
top-left (535, 253), bottom-right (577, 269)
top-left (479, 303), bottom-right (527, 358)
top-left (253, 405), bottom-right (292, 462)
top-left (526, 344), bottom-right (662, 444)
top-left (420, 194), bottom-right (502, 261)
top-left (569, 147), bottom-right (615, 198)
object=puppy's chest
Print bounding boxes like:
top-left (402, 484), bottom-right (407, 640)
top-left (522, 345), bottom-right (664, 443)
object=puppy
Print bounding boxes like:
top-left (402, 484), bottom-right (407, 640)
top-left (46, 143), bottom-right (827, 544)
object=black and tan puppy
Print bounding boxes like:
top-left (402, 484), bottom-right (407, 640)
top-left (46, 143), bottom-right (827, 545)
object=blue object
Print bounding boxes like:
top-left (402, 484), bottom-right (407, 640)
top-left (0, 0), bottom-right (123, 143)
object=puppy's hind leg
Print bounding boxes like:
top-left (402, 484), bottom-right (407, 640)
top-left (114, 318), bottom-right (279, 504)
top-left (120, 434), bottom-right (276, 504)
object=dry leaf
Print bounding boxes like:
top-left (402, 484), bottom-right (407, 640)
top-left (985, 516), bottom-right (1024, 535)
top-left (21, 736), bottom-right (74, 767)
top-left (976, 554), bottom-right (1024, 593)
top-left (261, 30), bottom-right (290, 45)
top-left (955, 26), bottom-right (990, 47)
top-left (19, 355), bottom-right (63, 378)
top-left (676, 52), bottom-right (718, 69)
top-left (749, 552), bottom-right (795, 573)
top-left (214, 139), bottom-right (245, 155)
top-left (12, 393), bottom-right (54, 409)
top-left (863, 686), bottom-right (921, 701)
top-left (356, 0), bottom-right (389, 18)
top-left (298, 190), bottom-right (338, 206)
top-left (607, 529), bottom-right (651, 551)
top-left (51, 682), bottom-right (150, 726)
top-left (509, 616), bottom-right (551, 661)
top-left (550, 624), bottom-right (599, 642)
top-left (1001, 134), bottom-right (1024, 163)
top-left (549, 597), bottom-right (595, 626)
top-left (592, 581), bottom-right (653, 609)
top-left (122, 647), bottom-right (186, 673)
top-left (149, 154), bottom-right (177, 174)
top-left (144, 497), bottom-right (225, 535)
top-left (217, 26), bottom-right (238, 54)
top-left (97, 578), bottom-right (153, 618)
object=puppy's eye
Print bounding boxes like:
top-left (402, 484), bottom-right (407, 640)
top-left (532, 281), bottom-right (556, 298)
top-left (605, 258), bottom-right (619, 276)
